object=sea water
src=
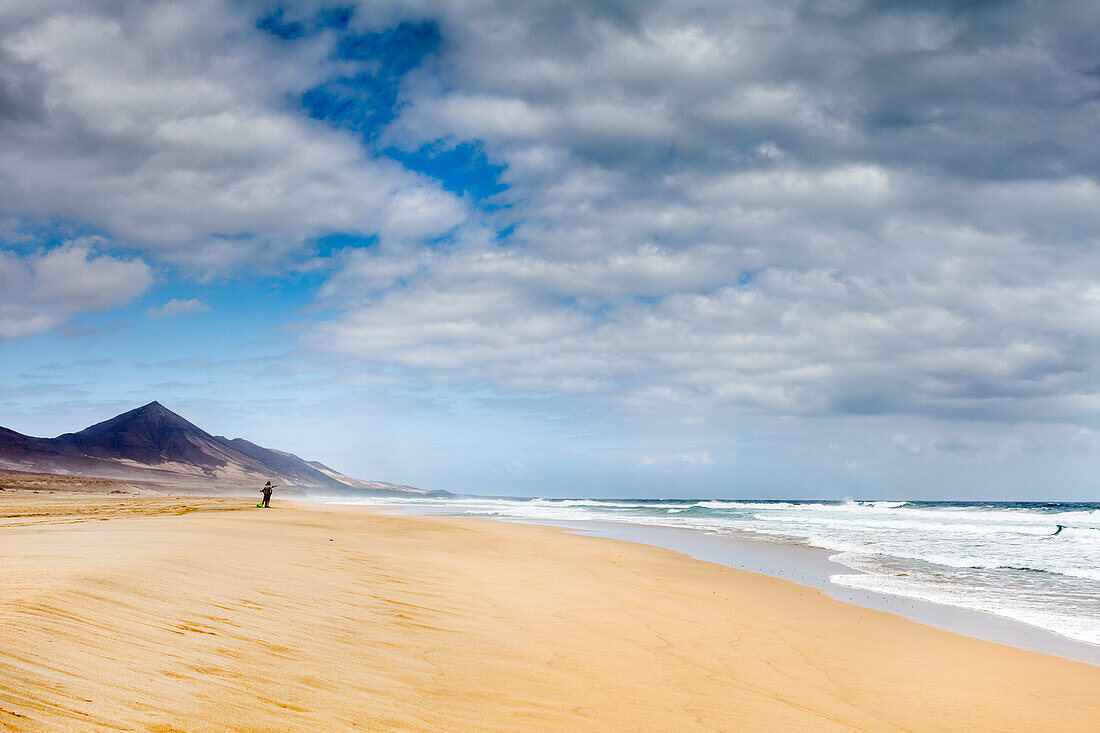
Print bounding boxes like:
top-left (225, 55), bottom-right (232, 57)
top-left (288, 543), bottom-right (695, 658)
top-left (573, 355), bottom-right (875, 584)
top-left (341, 496), bottom-right (1100, 647)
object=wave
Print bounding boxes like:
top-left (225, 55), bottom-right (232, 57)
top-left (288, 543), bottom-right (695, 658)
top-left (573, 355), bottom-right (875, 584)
top-left (1048, 509), bottom-right (1100, 522)
top-left (529, 498), bottom-right (801, 511)
top-left (826, 544), bottom-right (1100, 582)
top-left (695, 500), bottom-right (795, 509)
top-left (997, 565), bottom-right (1050, 573)
top-left (830, 571), bottom-right (1100, 646)
top-left (1050, 525), bottom-right (1100, 537)
top-left (527, 499), bottom-right (692, 509)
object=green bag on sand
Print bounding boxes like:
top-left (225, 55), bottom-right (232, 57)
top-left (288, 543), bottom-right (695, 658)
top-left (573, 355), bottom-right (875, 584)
top-left (256, 503), bottom-right (263, 507)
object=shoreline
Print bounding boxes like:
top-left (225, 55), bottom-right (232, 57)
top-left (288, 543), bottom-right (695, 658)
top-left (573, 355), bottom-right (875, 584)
top-left (2, 494), bottom-right (1099, 730)
top-left (351, 497), bottom-right (1100, 665)
top-left (563, 519), bottom-right (1100, 666)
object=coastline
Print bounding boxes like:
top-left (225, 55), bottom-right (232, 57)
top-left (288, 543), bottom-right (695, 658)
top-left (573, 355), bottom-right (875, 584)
top-left (355, 496), bottom-right (1100, 663)
top-left (484, 517), bottom-right (1100, 666)
top-left (2, 494), bottom-right (1099, 731)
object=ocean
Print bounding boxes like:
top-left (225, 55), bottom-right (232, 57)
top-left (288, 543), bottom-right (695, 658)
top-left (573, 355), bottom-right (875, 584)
top-left (338, 496), bottom-right (1100, 648)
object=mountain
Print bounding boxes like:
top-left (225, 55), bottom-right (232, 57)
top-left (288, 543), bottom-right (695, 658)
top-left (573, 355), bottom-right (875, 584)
top-left (51, 402), bottom-right (240, 468)
top-left (0, 402), bottom-right (445, 497)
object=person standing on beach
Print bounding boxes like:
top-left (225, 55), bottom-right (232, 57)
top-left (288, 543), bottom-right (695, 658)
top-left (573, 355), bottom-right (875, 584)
top-left (260, 481), bottom-right (275, 508)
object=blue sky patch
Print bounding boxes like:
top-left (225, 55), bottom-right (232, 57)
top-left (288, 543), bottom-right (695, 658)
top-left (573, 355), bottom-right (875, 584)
top-left (313, 232), bottom-right (377, 257)
top-left (316, 6), bottom-right (352, 31)
top-left (335, 21), bottom-right (441, 75)
top-left (301, 73), bottom-right (399, 135)
top-left (385, 141), bottom-right (507, 201)
top-left (257, 7), bottom-right (307, 40)
top-left (300, 20), bottom-right (442, 140)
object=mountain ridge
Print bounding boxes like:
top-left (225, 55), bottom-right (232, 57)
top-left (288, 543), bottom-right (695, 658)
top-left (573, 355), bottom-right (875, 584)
top-left (0, 402), bottom-right (444, 497)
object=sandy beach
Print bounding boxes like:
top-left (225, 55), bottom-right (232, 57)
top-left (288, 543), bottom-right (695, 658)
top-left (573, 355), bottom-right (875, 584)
top-left (1, 495), bottom-right (1098, 731)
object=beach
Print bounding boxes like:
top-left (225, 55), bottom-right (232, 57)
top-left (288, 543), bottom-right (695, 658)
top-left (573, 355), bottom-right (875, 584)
top-left (1, 495), bottom-right (1098, 731)
top-left (365, 495), bottom-right (1100, 660)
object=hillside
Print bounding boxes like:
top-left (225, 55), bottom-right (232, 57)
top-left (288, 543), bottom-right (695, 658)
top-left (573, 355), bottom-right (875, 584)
top-left (0, 402), bottom-right (444, 497)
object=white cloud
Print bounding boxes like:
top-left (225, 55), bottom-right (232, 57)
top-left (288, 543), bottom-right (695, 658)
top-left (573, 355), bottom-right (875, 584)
top-left (0, 240), bottom-right (152, 339)
top-left (0, 0), bottom-right (470, 272)
top-left (312, 225), bottom-right (1100, 424)
top-left (640, 453), bottom-right (714, 467)
top-left (4, 0), bottom-right (1100, 439)
top-left (147, 298), bottom-right (210, 319)
top-left (302, 0), bottom-right (1100, 429)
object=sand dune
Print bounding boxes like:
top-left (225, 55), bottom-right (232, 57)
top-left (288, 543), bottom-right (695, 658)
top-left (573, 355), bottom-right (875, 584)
top-left (1, 495), bottom-right (1097, 731)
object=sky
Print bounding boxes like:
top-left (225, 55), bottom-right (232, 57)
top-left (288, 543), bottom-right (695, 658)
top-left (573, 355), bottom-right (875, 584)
top-left (1, 0), bottom-right (1099, 500)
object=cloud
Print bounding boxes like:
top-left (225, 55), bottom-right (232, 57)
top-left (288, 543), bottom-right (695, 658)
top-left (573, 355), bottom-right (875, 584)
top-left (0, 240), bottom-right (152, 339)
top-left (147, 298), bottom-right (210, 319)
top-left (640, 453), bottom-right (714, 467)
top-left (0, 0), bottom-right (470, 272)
top-left (305, 0), bottom-right (1100, 428)
top-left (312, 219), bottom-right (1100, 424)
top-left (933, 436), bottom-right (978, 456)
top-left (3, 0), bottom-right (1100, 436)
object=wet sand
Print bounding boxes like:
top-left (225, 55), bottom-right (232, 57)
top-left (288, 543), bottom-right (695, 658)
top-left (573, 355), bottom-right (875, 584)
top-left (1, 495), bottom-right (1098, 731)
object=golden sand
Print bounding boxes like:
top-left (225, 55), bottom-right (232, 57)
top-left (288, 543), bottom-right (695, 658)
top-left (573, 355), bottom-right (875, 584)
top-left (1, 494), bottom-right (1097, 731)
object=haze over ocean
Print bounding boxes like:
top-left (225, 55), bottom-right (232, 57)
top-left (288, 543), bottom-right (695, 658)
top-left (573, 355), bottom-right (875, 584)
top-left (2, 1), bottom-right (1100, 500)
